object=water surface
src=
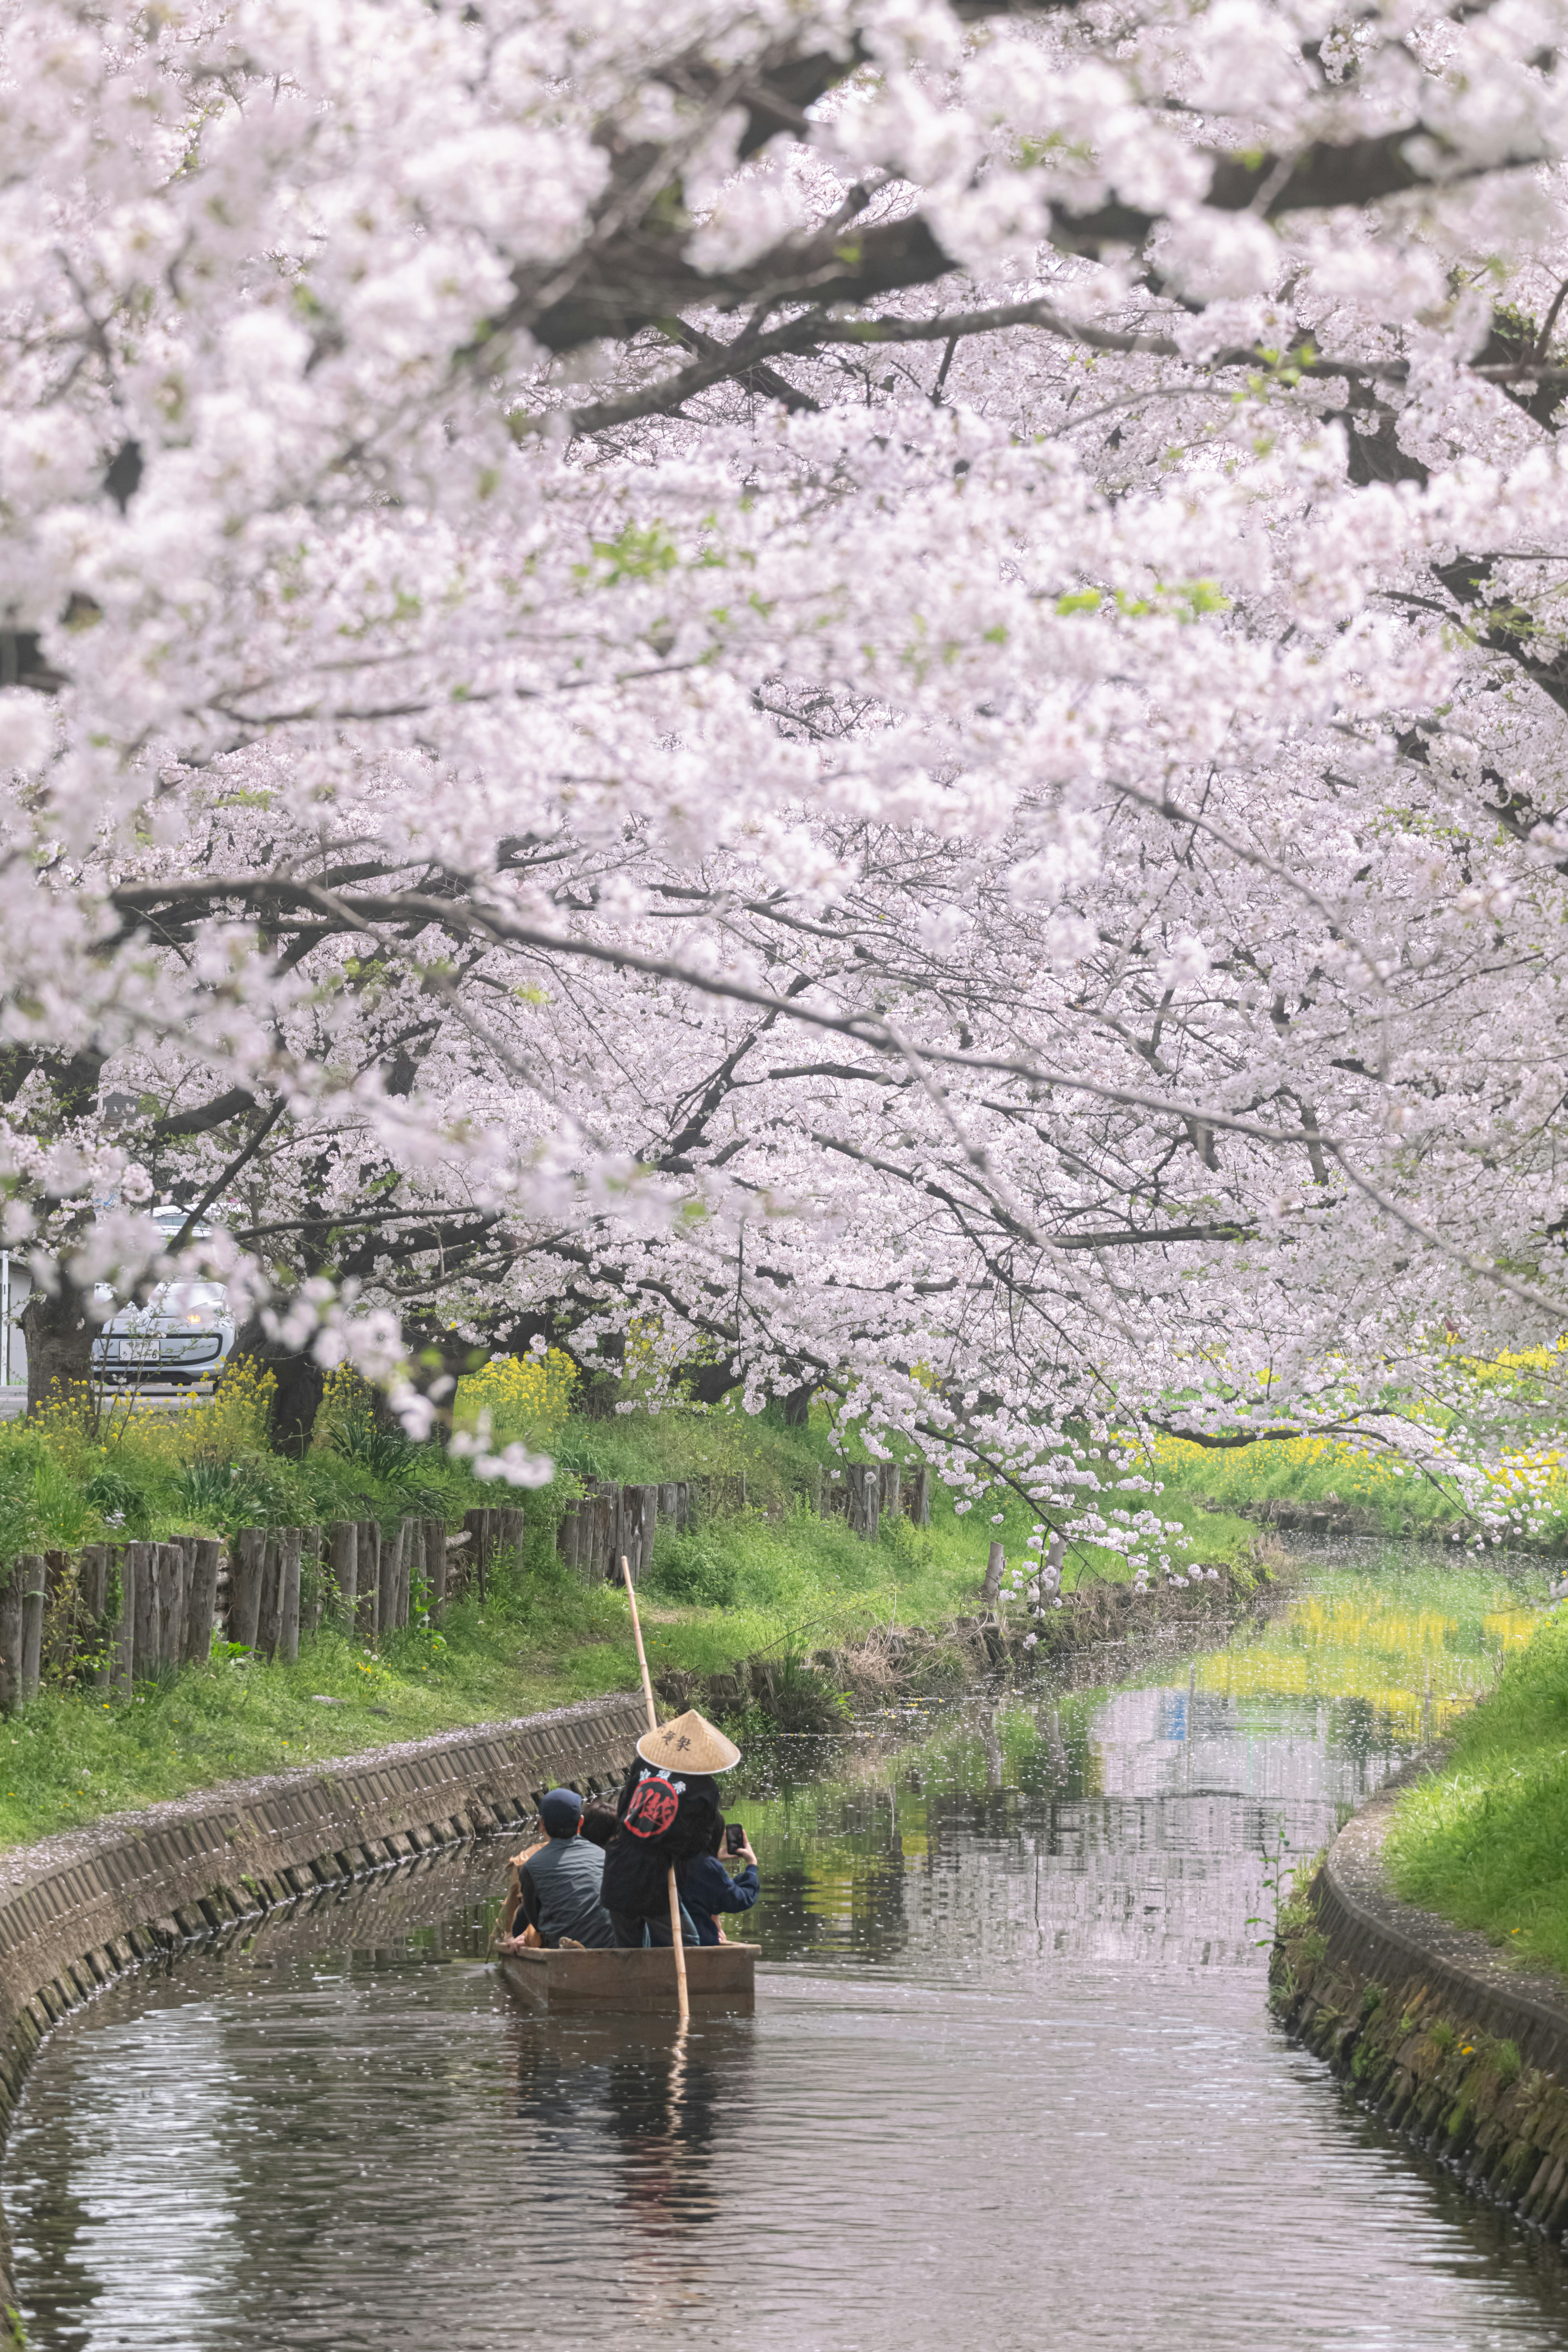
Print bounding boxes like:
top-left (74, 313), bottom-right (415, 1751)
top-left (9, 1556), bottom-right (1568, 2351)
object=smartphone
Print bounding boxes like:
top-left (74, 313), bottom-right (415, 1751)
top-left (725, 1822), bottom-right (746, 1855)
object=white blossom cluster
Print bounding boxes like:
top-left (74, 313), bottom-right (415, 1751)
top-left (2, 0), bottom-right (1568, 1518)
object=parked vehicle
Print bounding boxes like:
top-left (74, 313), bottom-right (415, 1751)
top-left (90, 1206), bottom-right (237, 1388)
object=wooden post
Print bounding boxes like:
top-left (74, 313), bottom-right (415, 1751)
top-left (658, 1482), bottom-right (678, 1523)
top-left (593, 1490), bottom-right (616, 1583)
top-left (0, 1561), bottom-right (23, 1714)
top-left (330, 1521), bottom-right (359, 1630)
top-left (298, 1524), bottom-right (323, 1635)
top-left (847, 1464), bottom-right (880, 1540)
top-left (229, 1528), bottom-right (266, 1650)
top-left (377, 1520), bottom-right (400, 1634)
top-left (620, 1553), bottom-right (688, 2028)
top-left (260, 1534), bottom-right (287, 1658)
top-left (18, 1554), bottom-right (45, 1701)
top-left (129, 1539), bottom-right (158, 1679)
top-left (185, 1539), bottom-right (222, 1665)
top-left (419, 1518), bottom-right (443, 1620)
top-left (381, 1521), bottom-right (399, 1632)
top-left (398, 1517), bottom-right (415, 1625)
top-left (277, 1527), bottom-right (302, 1663)
top-left (879, 1463), bottom-right (902, 1519)
top-left (79, 1544), bottom-right (109, 1681)
top-left (495, 1506), bottom-right (524, 1572)
top-left (618, 1486), bottom-right (656, 1586)
top-left (156, 1542), bottom-right (186, 1666)
top-left (381, 1515), bottom-right (402, 1627)
top-left (356, 1523), bottom-right (379, 1639)
top-left (461, 1508), bottom-right (488, 1598)
top-left (43, 1550), bottom-right (73, 1673)
top-left (556, 1503), bottom-right (580, 1577)
top-left (111, 1546), bottom-right (136, 1696)
top-left (908, 1466), bottom-right (931, 1527)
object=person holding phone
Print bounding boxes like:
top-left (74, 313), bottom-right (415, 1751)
top-left (676, 1815), bottom-right (760, 1947)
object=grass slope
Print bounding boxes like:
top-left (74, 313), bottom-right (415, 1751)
top-left (1385, 1605), bottom-right (1568, 1977)
top-left (0, 1494), bottom-right (1088, 1850)
top-left (0, 1363), bottom-right (1275, 1851)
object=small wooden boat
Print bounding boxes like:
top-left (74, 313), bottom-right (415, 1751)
top-left (501, 1942), bottom-right (759, 2015)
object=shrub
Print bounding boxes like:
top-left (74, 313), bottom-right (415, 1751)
top-left (647, 1532), bottom-right (740, 1608)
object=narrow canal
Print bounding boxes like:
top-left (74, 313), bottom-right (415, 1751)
top-left (8, 1552), bottom-right (1568, 2350)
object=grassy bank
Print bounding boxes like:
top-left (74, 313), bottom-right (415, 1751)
top-left (1148, 1431), bottom-right (1481, 1539)
top-left (0, 1357), bottom-right (1283, 1851)
top-left (1385, 1604), bottom-right (1568, 1978)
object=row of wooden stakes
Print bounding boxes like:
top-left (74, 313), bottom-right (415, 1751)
top-left (555, 1463), bottom-right (931, 1584)
top-left (0, 1504), bottom-right (528, 1711)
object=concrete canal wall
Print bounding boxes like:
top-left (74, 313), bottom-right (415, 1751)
top-left (1274, 1775), bottom-right (1568, 2245)
top-left (0, 1690), bottom-right (646, 2337)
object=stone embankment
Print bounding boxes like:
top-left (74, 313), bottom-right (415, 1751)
top-left (1273, 1776), bottom-right (1568, 2246)
top-left (0, 1690), bottom-right (646, 2339)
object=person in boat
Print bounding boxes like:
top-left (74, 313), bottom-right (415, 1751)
top-left (498, 1786), bottom-right (618, 1952)
top-left (601, 1708), bottom-right (741, 1948)
top-left (677, 1815), bottom-right (760, 1946)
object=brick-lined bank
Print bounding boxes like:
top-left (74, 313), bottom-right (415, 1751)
top-left (0, 1690), bottom-right (645, 2332)
top-left (1273, 1775), bottom-right (1568, 2244)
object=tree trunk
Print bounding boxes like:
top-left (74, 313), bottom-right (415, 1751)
top-left (230, 1316), bottom-right (325, 1454)
top-left (22, 1271), bottom-right (96, 1417)
top-left (982, 1541), bottom-right (1005, 1607)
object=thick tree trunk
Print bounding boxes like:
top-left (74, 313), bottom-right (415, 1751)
top-left (22, 1273), bottom-right (96, 1417)
top-left (230, 1317), bottom-right (325, 1454)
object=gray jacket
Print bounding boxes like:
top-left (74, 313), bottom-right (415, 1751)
top-left (518, 1834), bottom-right (618, 1949)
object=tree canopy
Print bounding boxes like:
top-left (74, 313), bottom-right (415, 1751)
top-left (5, 0), bottom-right (1568, 1543)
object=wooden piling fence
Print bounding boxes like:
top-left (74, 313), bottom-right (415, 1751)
top-left (0, 1435), bottom-right (940, 1711)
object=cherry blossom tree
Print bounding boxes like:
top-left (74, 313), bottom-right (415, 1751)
top-left (5, 0), bottom-right (1568, 1552)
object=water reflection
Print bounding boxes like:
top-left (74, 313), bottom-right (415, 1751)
top-left (7, 1561), bottom-right (1568, 2350)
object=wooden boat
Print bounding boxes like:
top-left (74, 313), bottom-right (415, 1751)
top-left (500, 1941), bottom-right (759, 2014)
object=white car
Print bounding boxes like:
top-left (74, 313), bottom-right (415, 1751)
top-left (91, 1206), bottom-right (237, 1387)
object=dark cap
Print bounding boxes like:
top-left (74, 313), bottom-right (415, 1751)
top-left (539, 1787), bottom-right (585, 1837)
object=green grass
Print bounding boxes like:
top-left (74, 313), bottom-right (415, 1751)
top-left (1147, 1430), bottom-right (1467, 1536)
top-left (0, 1490), bottom-right (1025, 1848)
top-left (1385, 1604), bottom-right (1568, 1976)
top-left (0, 1369), bottom-right (1282, 1850)
top-left (0, 1550), bottom-right (634, 1849)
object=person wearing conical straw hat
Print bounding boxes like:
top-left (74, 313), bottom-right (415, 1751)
top-left (601, 1708), bottom-right (742, 1949)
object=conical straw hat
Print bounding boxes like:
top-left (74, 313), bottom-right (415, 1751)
top-left (636, 1708), bottom-right (741, 1773)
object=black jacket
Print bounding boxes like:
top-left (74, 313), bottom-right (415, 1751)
top-left (600, 1758), bottom-right (722, 1915)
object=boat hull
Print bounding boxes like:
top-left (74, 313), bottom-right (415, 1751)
top-left (500, 1942), bottom-right (758, 2013)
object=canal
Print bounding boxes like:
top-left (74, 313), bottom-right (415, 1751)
top-left (7, 1552), bottom-right (1568, 2349)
